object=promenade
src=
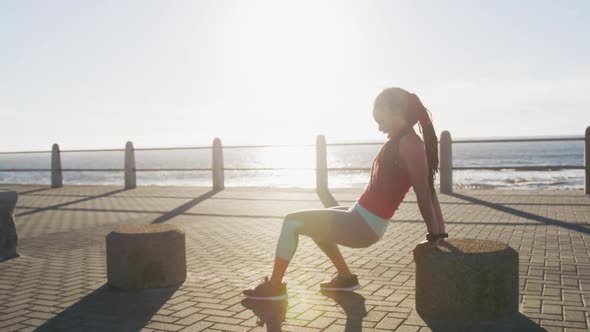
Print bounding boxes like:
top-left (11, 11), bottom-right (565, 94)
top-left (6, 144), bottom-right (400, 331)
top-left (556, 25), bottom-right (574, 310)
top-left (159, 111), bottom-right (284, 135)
top-left (0, 184), bottom-right (589, 331)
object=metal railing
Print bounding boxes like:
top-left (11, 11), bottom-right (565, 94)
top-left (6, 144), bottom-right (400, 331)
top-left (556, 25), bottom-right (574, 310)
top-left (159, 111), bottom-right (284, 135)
top-left (1, 126), bottom-right (589, 194)
top-left (437, 131), bottom-right (589, 194)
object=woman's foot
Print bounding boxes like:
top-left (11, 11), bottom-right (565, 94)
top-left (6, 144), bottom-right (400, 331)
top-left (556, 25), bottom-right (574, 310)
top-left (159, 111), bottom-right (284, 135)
top-left (243, 277), bottom-right (288, 300)
top-left (320, 273), bottom-right (360, 291)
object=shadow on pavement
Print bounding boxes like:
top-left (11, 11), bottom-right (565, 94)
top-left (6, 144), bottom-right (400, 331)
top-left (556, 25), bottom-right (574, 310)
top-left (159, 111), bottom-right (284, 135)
top-left (36, 283), bottom-right (179, 331)
top-left (450, 192), bottom-right (590, 235)
top-left (16, 188), bottom-right (128, 217)
top-left (15, 187), bottom-right (54, 195)
top-left (418, 312), bottom-right (547, 332)
top-left (321, 290), bottom-right (368, 331)
top-left (240, 298), bottom-right (288, 332)
top-left (151, 189), bottom-right (219, 224)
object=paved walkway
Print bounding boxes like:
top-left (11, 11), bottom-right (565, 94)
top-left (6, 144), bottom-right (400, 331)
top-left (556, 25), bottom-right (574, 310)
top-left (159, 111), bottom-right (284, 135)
top-left (0, 185), bottom-right (589, 331)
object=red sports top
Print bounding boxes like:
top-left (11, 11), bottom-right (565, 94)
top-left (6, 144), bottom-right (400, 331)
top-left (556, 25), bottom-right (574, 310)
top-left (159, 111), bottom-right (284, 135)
top-left (358, 135), bottom-right (413, 220)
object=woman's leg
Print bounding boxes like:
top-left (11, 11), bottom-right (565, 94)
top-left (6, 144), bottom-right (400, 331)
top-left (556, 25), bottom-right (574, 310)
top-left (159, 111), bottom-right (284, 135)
top-left (321, 205), bottom-right (356, 275)
top-left (328, 206), bottom-right (350, 211)
top-left (269, 208), bottom-right (377, 285)
top-left (270, 240), bottom-right (351, 286)
top-left (269, 256), bottom-right (289, 286)
top-left (313, 239), bottom-right (352, 276)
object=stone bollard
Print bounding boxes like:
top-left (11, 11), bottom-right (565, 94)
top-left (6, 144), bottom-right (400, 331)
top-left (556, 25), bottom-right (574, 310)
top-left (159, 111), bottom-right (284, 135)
top-left (414, 239), bottom-right (519, 321)
top-left (106, 224), bottom-right (186, 290)
top-left (0, 190), bottom-right (18, 261)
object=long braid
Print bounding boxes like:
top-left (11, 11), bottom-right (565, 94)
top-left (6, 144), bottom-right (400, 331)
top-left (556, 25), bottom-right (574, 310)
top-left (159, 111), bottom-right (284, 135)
top-left (410, 93), bottom-right (439, 193)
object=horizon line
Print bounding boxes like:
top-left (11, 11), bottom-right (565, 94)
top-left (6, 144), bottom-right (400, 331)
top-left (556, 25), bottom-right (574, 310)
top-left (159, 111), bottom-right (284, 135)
top-left (0, 133), bottom-right (586, 154)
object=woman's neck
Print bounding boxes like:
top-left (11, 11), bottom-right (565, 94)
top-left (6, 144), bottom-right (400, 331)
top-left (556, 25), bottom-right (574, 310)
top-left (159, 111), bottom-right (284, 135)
top-left (388, 126), bottom-right (414, 140)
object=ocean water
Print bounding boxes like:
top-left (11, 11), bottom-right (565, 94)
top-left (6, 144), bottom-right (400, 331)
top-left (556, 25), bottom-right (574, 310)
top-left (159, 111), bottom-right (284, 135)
top-left (0, 141), bottom-right (584, 190)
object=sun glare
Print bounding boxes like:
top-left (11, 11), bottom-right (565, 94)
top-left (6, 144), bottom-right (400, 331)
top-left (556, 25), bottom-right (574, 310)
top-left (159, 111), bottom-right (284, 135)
top-left (218, 1), bottom-right (368, 144)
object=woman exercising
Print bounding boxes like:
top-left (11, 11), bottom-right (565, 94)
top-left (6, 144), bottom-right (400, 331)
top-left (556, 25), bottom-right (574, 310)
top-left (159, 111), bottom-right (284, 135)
top-left (243, 87), bottom-right (447, 300)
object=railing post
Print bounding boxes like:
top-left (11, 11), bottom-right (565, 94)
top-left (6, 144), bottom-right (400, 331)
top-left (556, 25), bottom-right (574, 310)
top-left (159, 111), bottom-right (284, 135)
top-left (51, 143), bottom-right (63, 188)
top-left (212, 138), bottom-right (224, 191)
top-left (440, 131), bottom-right (453, 194)
top-left (585, 126), bottom-right (590, 195)
top-left (124, 141), bottom-right (136, 189)
top-left (316, 135), bottom-right (328, 191)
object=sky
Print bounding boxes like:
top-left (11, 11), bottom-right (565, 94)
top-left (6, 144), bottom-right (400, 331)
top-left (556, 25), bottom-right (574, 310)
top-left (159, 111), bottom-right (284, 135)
top-left (1, 0), bottom-right (589, 151)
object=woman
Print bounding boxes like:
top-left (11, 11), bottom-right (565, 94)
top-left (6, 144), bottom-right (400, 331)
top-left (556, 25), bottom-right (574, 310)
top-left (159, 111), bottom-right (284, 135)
top-left (243, 87), bottom-right (447, 300)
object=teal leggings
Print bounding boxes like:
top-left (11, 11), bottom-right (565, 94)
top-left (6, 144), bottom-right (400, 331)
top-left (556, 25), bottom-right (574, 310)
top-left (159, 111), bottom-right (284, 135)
top-left (275, 201), bottom-right (389, 261)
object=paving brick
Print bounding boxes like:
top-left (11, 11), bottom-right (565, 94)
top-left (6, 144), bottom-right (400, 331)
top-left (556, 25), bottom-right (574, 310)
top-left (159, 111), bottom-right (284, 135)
top-left (395, 325), bottom-right (421, 332)
top-left (144, 321), bottom-right (184, 331)
top-left (0, 309), bottom-right (31, 321)
top-left (174, 313), bottom-right (208, 326)
top-left (198, 308), bottom-right (235, 317)
top-left (563, 309), bottom-right (586, 322)
top-left (540, 326), bottom-right (564, 332)
top-left (0, 324), bottom-right (31, 332)
top-left (168, 301), bottom-right (196, 312)
top-left (365, 310), bottom-right (388, 322)
top-left (25, 311), bottom-right (55, 320)
top-left (0, 303), bottom-right (31, 314)
top-left (543, 304), bottom-right (563, 315)
top-left (0, 317), bottom-right (28, 329)
top-left (296, 309), bottom-right (323, 321)
top-left (208, 323), bottom-right (249, 331)
top-left (203, 315), bottom-right (243, 325)
top-left (376, 317), bottom-right (403, 330)
top-left (306, 316), bottom-right (336, 329)
top-left (179, 320), bottom-right (214, 331)
top-left (20, 318), bottom-right (46, 327)
top-left (540, 319), bottom-right (587, 329)
top-left (150, 314), bottom-right (180, 324)
top-left (322, 323), bottom-right (347, 331)
top-left (193, 302), bottom-right (227, 310)
top-left (171, 307), bottom-right (202, 319)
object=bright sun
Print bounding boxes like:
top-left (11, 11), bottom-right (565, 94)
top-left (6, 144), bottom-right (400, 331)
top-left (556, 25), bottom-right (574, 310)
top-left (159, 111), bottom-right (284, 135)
top-left (215, 1), bottom-right (371, 145)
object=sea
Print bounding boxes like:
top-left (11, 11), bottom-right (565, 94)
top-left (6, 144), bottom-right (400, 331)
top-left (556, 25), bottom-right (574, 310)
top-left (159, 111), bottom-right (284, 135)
top-left (0, 140), bottom-right (585, 190)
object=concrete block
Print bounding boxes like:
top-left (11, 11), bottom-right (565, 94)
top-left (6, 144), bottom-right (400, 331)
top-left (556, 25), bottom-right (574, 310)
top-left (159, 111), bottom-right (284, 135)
top-left (106, 224), bottom-right (186, 290)
top-left (0, 190), bottom-right (18, 261)
top-left (414, 239), bottom-right (519, 321)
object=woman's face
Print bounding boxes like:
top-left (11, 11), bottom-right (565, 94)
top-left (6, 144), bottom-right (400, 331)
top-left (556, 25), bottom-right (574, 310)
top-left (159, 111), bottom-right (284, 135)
top-left (373, 107), bottom-right (407, 136)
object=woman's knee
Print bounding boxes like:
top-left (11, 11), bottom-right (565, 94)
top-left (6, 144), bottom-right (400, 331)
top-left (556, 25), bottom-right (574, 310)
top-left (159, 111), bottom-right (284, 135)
top-left (284, 211), bottom-right (315, 232)
top-left (281, 217), bottom-right (304, 233)
top-left (286, 209), bottom-right (345, 243)
top-left (313, 238), bottom-right (339, 252)
top-left (284, 209), bottom-right (316, 223)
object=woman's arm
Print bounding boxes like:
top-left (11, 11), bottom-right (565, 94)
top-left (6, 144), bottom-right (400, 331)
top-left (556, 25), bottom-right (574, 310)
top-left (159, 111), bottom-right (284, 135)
top-left (431, 190), bottom-right (445, 233)
top-left (399, 135), bottom-right (442, 235)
